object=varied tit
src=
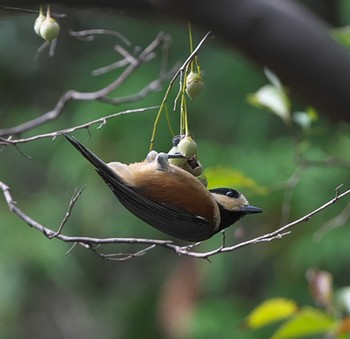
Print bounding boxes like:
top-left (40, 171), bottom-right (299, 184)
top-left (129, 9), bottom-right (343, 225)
top-left (65, 135), bottom-right (263, 242)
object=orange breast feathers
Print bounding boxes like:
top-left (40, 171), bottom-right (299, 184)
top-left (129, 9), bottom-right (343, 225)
top-left (107, 159), bottom-right (221, 228)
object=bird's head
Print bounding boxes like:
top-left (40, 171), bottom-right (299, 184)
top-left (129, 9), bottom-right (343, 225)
top-left (210, 188), bottom-right (263, 232)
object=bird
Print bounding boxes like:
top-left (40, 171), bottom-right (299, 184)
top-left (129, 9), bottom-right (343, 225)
top-left (65, 135), bottom-right (263, 242)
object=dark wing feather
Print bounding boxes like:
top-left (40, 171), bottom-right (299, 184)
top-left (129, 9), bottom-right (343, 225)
top-left (65, 135), bottom-right (214, 241)
top-left (102, 174), bottom-right (213, 241)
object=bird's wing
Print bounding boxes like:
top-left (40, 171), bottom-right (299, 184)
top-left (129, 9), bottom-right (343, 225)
top-left (100, 172), bottom-right (214, 242)
top-left (65, 134), bottom-right (214, 242)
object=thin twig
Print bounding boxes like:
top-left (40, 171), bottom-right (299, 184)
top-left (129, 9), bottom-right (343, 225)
top-left (313, 199), bottom-right (350, 241)
top-left (70, 29), bottom-right (131, 46)
top-left (48, 187), bottom-right (86, 239)
top-left (0, 6), bottom-right (66, 18)
top-left (0, 106), bottom-right (158, 146)
top-left (92, 59), bottom-right (129, 76)
top-left (92, 245), bottom-right (157, 261)
top-left (100, 64), bottom-right (178, 105)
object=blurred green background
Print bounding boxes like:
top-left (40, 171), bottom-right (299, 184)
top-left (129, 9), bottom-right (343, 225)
top-left (0, 3), bottom-right (350, 338)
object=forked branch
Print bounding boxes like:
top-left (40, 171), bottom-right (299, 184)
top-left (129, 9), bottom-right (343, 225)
top-left (0, 31), bottom-right (172, 138)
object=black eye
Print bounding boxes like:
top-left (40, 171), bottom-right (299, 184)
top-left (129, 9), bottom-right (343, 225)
top-left (226, 189), bottom-right (240, 198)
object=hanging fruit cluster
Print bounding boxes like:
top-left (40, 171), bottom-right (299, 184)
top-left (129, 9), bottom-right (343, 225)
top-left (34, 5), bottom-right (60, 42)
top-left (149, 25), bottom-right (208, 186)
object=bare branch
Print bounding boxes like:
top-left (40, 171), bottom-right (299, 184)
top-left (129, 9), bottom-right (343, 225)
top-left (0, 6), bottom-right (66, 18)
top-left (70, 29), bottom-right (131, 46)
top-left (0, 32), bottom-right (170, 138)
top-left (1, 180), bottom-right (349, 261)
top-left (92, 59), bottom-right (129, 76)
top-left (0, 105), bottom-right (158, 146)
top-left (100, 65), bottom-right (178, 105)
top-left (0, 180), bottom-right (173, 252)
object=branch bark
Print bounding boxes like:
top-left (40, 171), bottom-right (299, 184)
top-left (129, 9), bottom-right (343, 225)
top-left (2, 0), bottom-right (350, 121)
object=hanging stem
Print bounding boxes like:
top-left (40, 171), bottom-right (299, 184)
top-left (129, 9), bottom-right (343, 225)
top-left (188, 22), bottom-right (194, 73)
top-left (180, 66), bottom-right (190, 135)
top-left (188, 22), bottom-right (201, 76)
top-left (149, 84), bottom-right (173, 151)
top-left (183, 96), bottom-right (189, 135)
top-left (164, 105), bottom-right (175, 137)
top-left (149, 30), bottom-right (212, 151)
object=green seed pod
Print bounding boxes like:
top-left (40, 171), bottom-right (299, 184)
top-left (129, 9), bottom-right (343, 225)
top-left (168, 146), bottom-right (187, 167)
top-left (34, 6), bottom-right (45, 37)
top-left (40, 8), bottom-right (60, 42)
top-left (186, 71), bottom-right (204, 99)
top-left (177, 135), bottom-right (197, 158)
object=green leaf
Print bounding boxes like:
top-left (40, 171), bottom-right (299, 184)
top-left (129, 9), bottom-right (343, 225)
top-left (204, 166), bottom-right (267, 195)
top-left (264, 67), bottom-right (283, 90)
top-left (292, 112), bottom-right (312, 130)
top-left (271, 307), bottom-right (335, 339)
top-left (247, 84), bottom-right (291, 124)
top-left (292, 107), bottom-right (318, 130)
top-left (248, 68), bottom-right (291, 124)
top-left (246, 298), bottom-right (298, 329)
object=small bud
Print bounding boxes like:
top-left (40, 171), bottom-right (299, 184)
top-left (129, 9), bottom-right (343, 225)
top-left (177, 135), bottom-right (197, 158)
top-left (186, 71), bottom-right (204, 99)
top-left (34, 6), bottom-right (45, 37)
top-left (40, 7), bottom-right (60, 42)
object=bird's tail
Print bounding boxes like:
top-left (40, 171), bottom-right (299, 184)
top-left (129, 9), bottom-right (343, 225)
top-left (65, 134), bottom-right (121, 182)
top-left (65, 134), bottom-right (149, 215)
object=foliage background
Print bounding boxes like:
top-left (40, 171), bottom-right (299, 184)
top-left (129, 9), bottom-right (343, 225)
top-left (0, 3), bottom-right (350, 338)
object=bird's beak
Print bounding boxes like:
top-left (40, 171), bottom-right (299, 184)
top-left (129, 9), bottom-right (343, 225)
top-left (240, 205), bottom-right (263, 214)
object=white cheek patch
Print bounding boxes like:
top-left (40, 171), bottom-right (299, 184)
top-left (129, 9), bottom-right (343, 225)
top-left (211, 193), bottom-right (249, 211)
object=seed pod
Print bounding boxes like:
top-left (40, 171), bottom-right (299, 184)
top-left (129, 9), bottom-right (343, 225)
top-left (186, 71), bottom-right (204, 99)
top-left (34, 6), bottom-right (45, 37)
top-left (183, 156), bottom-right (204, 177)
top-left (177, 135), bottom-right (197, 158)
top-left (40, 7), bottom-right (60, 42)
top-left (168, 146), bottom-right (187, 167)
